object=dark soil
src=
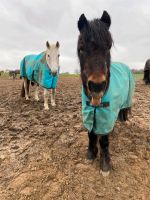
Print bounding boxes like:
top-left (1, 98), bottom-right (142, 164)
top-left (0, 77), bottom-right (149, 200)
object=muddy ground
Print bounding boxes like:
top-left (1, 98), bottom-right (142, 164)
top-left (0, 76), bottom-right (149, 200)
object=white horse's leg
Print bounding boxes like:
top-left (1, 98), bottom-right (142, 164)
top-left (44, 88), bottom-right (49, 110)
top-left (23, 78), bottom-right (29, 100)
top-left (35, 84), bottom-right (39, 101)
top-left (51, 89), bottom-right (56, 106)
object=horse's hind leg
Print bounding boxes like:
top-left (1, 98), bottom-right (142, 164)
top-left (35, 84), bottom-right (39, 101)
top-left (99, 135), bottom-right (111, 175)
top-left (23, 78), bottom-right (30, 100)
top-left (87, 131), bottom-right (98, 160)
top-left (118, 108), bottom-right (131, 121)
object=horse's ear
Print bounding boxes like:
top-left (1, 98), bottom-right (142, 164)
top-left (46, 41), bottom-right (50, 49)
top-left (100, 10), bottom-right (111, 29)
top-left (56, 41), bottom-right (60, 48)
top-left (78, 14), bottom-right (88, 32)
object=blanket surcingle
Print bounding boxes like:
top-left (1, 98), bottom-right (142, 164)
top-left (82, 62), bottom-right (135, 135)
top-left (20, 52), bottom-right (59, 89)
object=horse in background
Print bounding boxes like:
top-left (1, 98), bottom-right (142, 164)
top-left (9, 70), bottom-right (20, 79)
top-left (143, 59), bottom-right (150, 84)
top-left (0, 71), bottom-right (4, 76)
top-left (77, 11), bottom-right (135, 175)
top-left (20, 41), bottom-right (60, 110)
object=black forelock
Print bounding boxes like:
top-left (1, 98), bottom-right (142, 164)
top-left (80, 18), bottom-right (113, 53)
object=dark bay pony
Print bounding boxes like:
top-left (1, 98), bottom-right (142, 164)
top-left (143, 59), bottom-right (150, 84)
top-left (77, 11), bottom-right (135, 175)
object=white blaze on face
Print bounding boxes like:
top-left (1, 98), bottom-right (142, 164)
top-left (46, 41), bottom-right (60, 75)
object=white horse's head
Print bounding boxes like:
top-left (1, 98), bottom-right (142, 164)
top-left (46, 41), bottom-right (60, 76)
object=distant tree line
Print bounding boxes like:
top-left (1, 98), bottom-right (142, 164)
top-left (132, 69), bottom-right (143, 74)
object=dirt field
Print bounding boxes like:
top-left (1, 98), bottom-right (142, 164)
top-left (0, 77), bottom-right (149, 200)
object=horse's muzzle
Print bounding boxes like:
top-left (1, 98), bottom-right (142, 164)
top-left (87, 80), bottom-right (106, 106)
top-left (89, 91), bottom-right (104, 106)
top-left (91, 97), bottom-right (101, 106)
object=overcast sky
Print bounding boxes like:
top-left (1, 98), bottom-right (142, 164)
top-left (0, 0), bottom-right (150, 73)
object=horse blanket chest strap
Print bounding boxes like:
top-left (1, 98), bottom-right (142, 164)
top-left (20, 52), bottom-right (59, 89)
top-left (82, 62), bottom-right (135, 135)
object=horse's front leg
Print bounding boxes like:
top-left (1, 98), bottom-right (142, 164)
top-left (87, 131), bottom-right (98, 160)
top-left (51, 89), bottom-right (56, 106)
top-left (35, 84), bottom-right (39, 101)
top-left (44, 88), bottom-right (49, 110)
top-left (99, 135), bottom-right (111, 176)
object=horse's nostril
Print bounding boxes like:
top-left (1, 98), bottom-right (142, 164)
top-left (52, 72), bottom-right (57, 77)
top-left (88, 81), bottom-right (94, 92)
top-left (88, 80), bottom-right (106, 93)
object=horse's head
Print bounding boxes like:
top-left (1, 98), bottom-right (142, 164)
top-left (46, 41), bottom-right (60, 76)
top-left (77, 11), bottom-right (113, 106)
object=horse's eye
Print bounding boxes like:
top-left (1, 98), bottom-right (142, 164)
top-left (78, 44), bottom-right (84, 54)
top-left (80, 50), bottom-right (83, 54)
top-left (58, 54), bottom-right (60, 57)
top-left (79, 48), bottom-right (84, 55)
top-left (47, 54), bottom-right (50, 57)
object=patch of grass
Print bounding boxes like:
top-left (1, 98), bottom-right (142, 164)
top-left (0, 73), bottom-right (21, 79)
top-left (0, 72), bottom-right (9, 78)
top-left (133, 73), bottom-right (143, 81)
top-left (1, 71), bottom-right (143, 81)
top-left (60, 72), bottom-right (143, 81)
top-left (60, 73), bottom-right (80, 77)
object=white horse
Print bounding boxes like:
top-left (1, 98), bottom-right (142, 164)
top-left (20, 41), bottom-right (60, 110)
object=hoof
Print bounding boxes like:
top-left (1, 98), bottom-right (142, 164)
top-left (100, 156), bottom-right (111, 173)
top-left (44, 107), bottom-right (49, 110)
top-left (51, 103), bottom-right (56, 107)
top-left (100, 170), bottom-right (110, 177)
top-left (87, 147), bottom-right (98, 160)
top-left (35, 97), bottom-right (39, 101)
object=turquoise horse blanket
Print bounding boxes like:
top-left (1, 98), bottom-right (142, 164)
top-left (20, 52), bottom-right (59, 89)
top-left (82, 62), bottom-right (135, 135)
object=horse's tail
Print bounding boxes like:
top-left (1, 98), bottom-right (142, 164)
top-left (27, 80), bottom-right (30, 93)
top-left (20, 57), bottom-right (26, 79)
top-left (21, 79), bottom-right (30, 97)
top-left (21, 81), bottom-right (25, 97)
